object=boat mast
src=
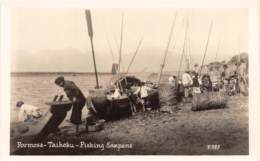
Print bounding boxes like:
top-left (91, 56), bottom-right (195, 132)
top-left (118, 13), bottom-right (124, 76)
top-left (157, 12), bottom-right (178, 85)
top-left (103, 20), bottom-right (116, 63)
top-left (199, 20), bottom-right (213, 76)
top-left (126, 38), bottom-right (144, 74)
top-left (185, 15), bottom-right (191, 71)
top-left (85, 10), bottom-right (100, 88)
top-left (177, 17), bottom-right (189, 78)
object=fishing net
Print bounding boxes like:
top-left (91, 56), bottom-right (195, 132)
top-left (158, 83), bottom-right (178, 107)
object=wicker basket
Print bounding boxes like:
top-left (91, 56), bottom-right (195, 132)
top-left (191, 91), bottom-right (227, 111)
top-left (158, 83), bottom-right (178, 107)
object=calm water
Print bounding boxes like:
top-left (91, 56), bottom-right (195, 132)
top-left (10, 72), bottom-right (173, 122)
top-left (11, 74), bottom-right (116, 122)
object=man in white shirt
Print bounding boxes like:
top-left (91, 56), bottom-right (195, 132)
top-left (134, 82), bottom-right (152, 112)
top-left (182, 71), bottom-right (193, 87)
top-left (16, 101), bottom-right (42, 122)
top-left (168, 75), bottom-right (177, 87)
top-left (134, 85), bottom-right (151, 99)
top-left (182, 71), bottom-right (193, 98)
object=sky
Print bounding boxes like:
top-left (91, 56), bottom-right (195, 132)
top-left (10, 8), bottom-right (248, 73)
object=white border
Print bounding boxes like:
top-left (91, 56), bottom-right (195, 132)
top-left (0, 0), bottom-right (259, 161)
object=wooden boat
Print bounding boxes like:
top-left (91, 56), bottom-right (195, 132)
top-left (11, 101), bottom-right (73, 140)
top-left (90, 92), bottom-right (132, 121)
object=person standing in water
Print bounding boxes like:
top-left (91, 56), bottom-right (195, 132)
top-left (54, 76), bottom-right (86, 133)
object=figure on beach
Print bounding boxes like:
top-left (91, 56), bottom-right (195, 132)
top-left (182, 70), bottom-right (193, 99)
top-left (201, 74), bottom-right (213, 93)
top-left (168, 75), bottom-right (178, 87)
top-left (54, 76), bottom-right (86, 133)
top-left (134, 82), bottom-right (153, 112)
top-left (191, 71), bottom-right (201, 94)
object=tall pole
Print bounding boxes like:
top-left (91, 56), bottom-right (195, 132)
top-left (199, 20), bottom-right (213, 76)
top-left (126, 38), bottom-right (143, 74)
top-left (185, 15), bottom-right (190, 71)
top-left (115, 13), bottom-right (125, 90)
top-left (157, 12), bottom-right (178, 85)
top-left (118, 14), bottom-right (124, 76)
top-left (177, 17), bottom-right (189, 78)
top-left (187, 16), bottom-right (192, 70)
top-left (106, 37), bottom-right (115, 63)
top-left (102, 19), bottom-right (115, 63)
top-left (85, 10), bottom-right (100, 88)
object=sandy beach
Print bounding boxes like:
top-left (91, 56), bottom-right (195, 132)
top-left (11, 74), bottom-right (248, 155)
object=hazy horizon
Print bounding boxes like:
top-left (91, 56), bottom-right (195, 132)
top-left (10, 8), bottom-right (248, 73)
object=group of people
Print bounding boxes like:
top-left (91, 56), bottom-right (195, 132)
top-left (15, 61), bottom-right (248, 138)
top-left (168, 61), bottom-right (248, 102)
top-left (16, 75), bottom-right (156, 138)
top-left (111, 80), bottom-right (155, 112)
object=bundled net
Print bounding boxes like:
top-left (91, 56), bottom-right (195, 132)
top-left (158, 83), bottom-right (178, 107)
top-left (191, 91), bottom-right (228, 111)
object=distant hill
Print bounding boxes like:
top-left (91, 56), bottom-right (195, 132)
top-left (227, 52), bottom-right (248, 66)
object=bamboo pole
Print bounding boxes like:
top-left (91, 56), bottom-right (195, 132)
top-left (187, 16), bottom-right (192, 70)
top-left (214, 34), bottom-right (221, 62)
top-left (102, 19), bottom-right (116, 63)
top-left (185, 15), bottom-right (190, 71)
top-left (85, 10), bottom-right (100, 88)
top-left (177, 17), bottom-right (189, 78)
top-left (157, 12), bottom-right (178, 85)
top-left (112, 31), bottom-right (126, 74)
top-left (126, 38), bottom-right (144, 74)
top-left (199, 20), bottom-right (213, 76)
top-left (118, 14), bottom-right (124, 76)
top-left (116, 13), bottom-right (125, 90)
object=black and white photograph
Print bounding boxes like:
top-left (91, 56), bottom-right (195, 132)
top-left (0, 1), bottom-right (258, 157)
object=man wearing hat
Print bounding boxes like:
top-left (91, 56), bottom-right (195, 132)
top-left (55, 76), bottom-right (86, 133)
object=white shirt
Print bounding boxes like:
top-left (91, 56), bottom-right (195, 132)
top-left (134, 86), bottom-right (151, 98)
top-left (18, 104), bottom-right (42, 122)
top-left (168, 76), bottom-right (174, 84)
top-left (182, 73), bottom-right (193, 86)
top-left (111, 89), bottom-right (121, 99)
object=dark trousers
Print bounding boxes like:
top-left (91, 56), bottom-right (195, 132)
top-left (70, 98), bottom-right (86, 125)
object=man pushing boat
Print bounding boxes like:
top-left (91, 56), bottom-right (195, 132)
top-left (54, 76), bottom-right (86, 133)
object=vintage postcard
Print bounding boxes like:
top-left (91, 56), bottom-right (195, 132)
top-left (0, 0), bottom-right (259, 159)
